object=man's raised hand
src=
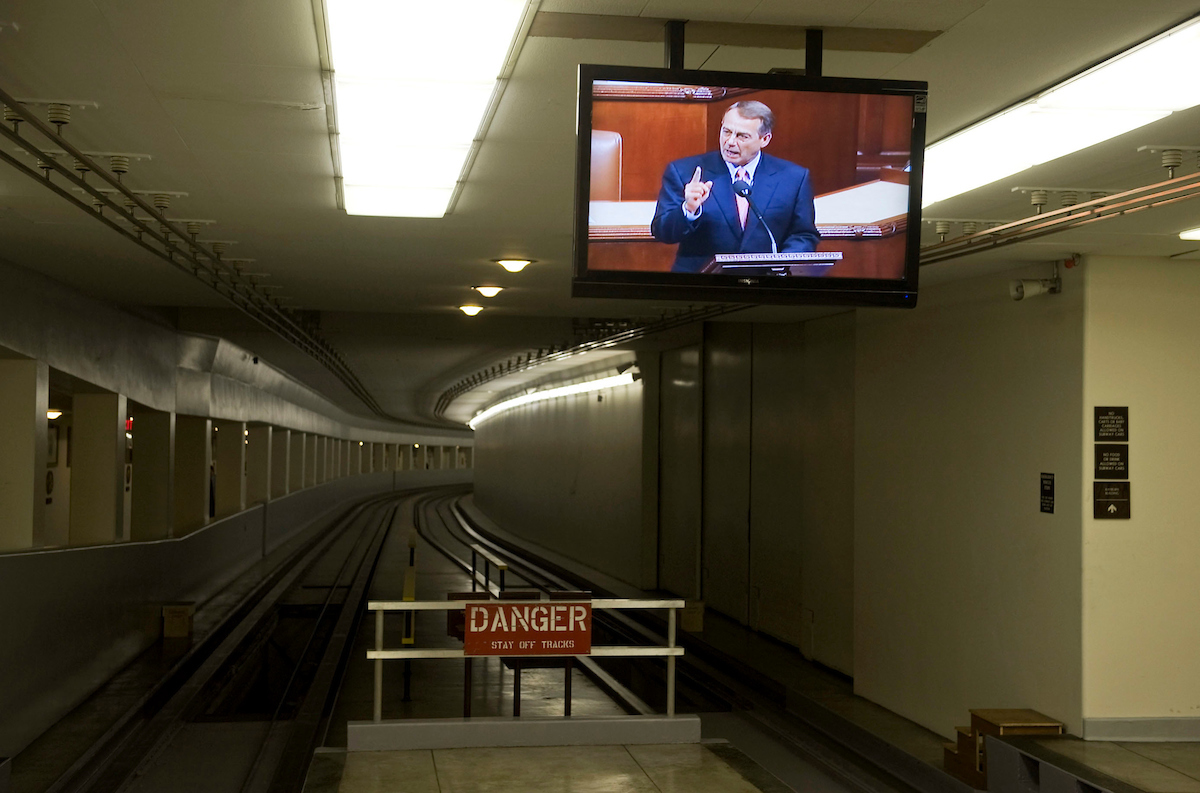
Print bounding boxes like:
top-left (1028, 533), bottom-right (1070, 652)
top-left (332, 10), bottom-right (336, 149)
top-left (683, 165), bottom-right (714, 214)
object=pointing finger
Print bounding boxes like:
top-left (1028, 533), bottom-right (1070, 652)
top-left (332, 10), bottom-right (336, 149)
top-left (689, 166), bottom-right (702, 184)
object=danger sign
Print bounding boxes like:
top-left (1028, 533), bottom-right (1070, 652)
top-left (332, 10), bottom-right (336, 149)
top-left (463, 602), bottom-right (592, 656)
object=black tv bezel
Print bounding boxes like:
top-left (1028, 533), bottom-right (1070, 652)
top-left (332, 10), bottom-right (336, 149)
top-left (571, 63), bottom-right (928, 308)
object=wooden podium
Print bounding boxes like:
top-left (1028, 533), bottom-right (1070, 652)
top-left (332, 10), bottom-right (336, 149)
top-left (587, 179), bottom-right (908, 277)
top-left (700, 251), bottom-right (843, 276)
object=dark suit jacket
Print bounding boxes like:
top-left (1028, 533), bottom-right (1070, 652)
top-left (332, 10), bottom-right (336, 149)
top-left (650, 151), bottom-right (820, 274)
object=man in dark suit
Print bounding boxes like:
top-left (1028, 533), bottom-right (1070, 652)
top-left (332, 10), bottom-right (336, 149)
top-left (651, 100), bottom-right (820, 273)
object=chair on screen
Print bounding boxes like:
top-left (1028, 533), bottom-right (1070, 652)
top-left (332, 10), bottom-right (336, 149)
top-left (591, 130), bottom-right (622, 201)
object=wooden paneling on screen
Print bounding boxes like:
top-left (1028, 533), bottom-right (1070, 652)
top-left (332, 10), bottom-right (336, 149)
top-left (589, 234), bottom-right (905, 278)
top-left (592, 102), bottom-right (707, 200)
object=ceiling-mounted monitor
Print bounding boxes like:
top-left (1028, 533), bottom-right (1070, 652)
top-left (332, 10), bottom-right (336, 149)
top-left (572, 64), bottom-right (928, 307)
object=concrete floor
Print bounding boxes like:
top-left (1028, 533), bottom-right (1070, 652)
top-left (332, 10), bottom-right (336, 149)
top-left (1033, 737), bottom-right (1200, 793)
top-left (304, 743), bottom-right (798, 793)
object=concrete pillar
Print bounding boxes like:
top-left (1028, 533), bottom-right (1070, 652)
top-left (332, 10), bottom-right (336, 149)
top-left (315, 436), bottom-right (326, 483)
top-left (305, 435), bottom-right (318, 487)
top-left (271, 428), bottom-right (290, 499)
top-left (246, 425), bottom-right (271, 506)
top-left (325, 437), bottom-right (334, 481)
top-left (331, 438), bottom-right (340, 479)
top-left (289, 432), bottom-right (307, 491)
top-left (130, 407), bottom-right (174, 541)
top-left (213, 420), bottom-right (246, 518)
top-left (174, 416), bottom-right (211, 536)
top-left (343, 440), bottom-right (351, 476)
top-left (356, 442), bottom-right (365, 474)
top-left (463, 447), bottom-right (474, 469)
top-left (372, 442), bottom-right (384, 472)
top-left (414, 444), bottom-right (427, 470)
top-left (70, 392), bottom-right (127, 545)
top-left (400, 444), bottom-right (413, 471)
top-left (0, 360), bottom-right (48, 550)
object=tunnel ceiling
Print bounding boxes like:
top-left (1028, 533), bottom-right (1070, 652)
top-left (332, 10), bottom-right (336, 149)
top-left (1, 0), bottom-right (1199, 427)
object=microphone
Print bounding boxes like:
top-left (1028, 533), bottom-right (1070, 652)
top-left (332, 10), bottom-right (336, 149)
top-left (732, 180), bottom-right (777, 254)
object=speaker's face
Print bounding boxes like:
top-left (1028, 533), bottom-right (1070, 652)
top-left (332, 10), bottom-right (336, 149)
top-left (719, 110), bottom-right (772, 167)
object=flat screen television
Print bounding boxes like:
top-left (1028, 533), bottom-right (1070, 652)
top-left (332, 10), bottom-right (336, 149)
top-left (572, 64), bottom-right (928, 307)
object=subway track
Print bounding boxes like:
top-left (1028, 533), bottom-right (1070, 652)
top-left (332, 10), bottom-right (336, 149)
top-left (426, 496), bottom-right (929, 793)
top-left (36, 486), bottom-right (921, 793)
top-left (41, 488), bottom-right (439, 793)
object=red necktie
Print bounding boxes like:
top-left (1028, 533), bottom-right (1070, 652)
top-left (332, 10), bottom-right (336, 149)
top-left (735, 167), bottom-right (749, 229)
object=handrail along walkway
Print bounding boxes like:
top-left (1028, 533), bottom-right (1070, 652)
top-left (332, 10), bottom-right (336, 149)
top-left (368, 598), bottom-right (685, 721)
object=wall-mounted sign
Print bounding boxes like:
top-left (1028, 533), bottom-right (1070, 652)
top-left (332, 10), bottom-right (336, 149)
top-left (1040, 473), bottom-right (1055, 514)
top-left (1094, 444), bottom-right (1129, 480)
top-left (463, 601), bottom-right (592, 656)
top-left (1094, 481), bottom-right (1131, 519)
top-left (1094, 407), bottom-right (1128, 442)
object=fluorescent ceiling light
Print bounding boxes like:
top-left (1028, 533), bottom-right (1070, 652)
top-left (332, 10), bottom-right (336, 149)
top-left (473, 286), bottom-right (503, 297)
top-left (924, 16), bottom-right (1200, 207)
top-left (1180, 225), bottom-right (1200, 240)
top-left (46, 410), bottom-right (62, 420)
top-left (469, 372), bottom-right (636, 429)
top-left (326, 0), bottom-right (529, 217)
top-left (460, 305), bottom-right (483, 316)
top-left (496, 259), bottom-right (531, 272)
top-left (343, 185), bottom-right (454, 218)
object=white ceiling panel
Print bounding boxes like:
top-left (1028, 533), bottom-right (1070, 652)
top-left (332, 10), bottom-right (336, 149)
top-left (849, 0), bottom-right (989, 31)
top-left (745, 0), bottom-right (876, 27)
top-left (539, 0), bottom-right (652, 15)
top-left (698, 45), bottom-right (910, 76)
top-left (93, 0), bottom-right (319, 70)
top-left (156, 98), bottom-right (329, 156)
top-left (638, 0), bottom-right (762, 23)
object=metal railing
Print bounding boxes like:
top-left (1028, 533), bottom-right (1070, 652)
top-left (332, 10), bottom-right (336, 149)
top-left (368, 598), bottom-right (684, 721)
top-left (469, 543), bottom-right (507, 594)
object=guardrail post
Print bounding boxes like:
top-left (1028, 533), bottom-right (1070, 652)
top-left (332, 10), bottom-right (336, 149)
top-left (464, 658), bottom-right (473, 717)
top-left (667, 606), bottom-right (677, 717)
top-left (564, 657), bottom-right (573, 717)
top-left (374, 609), bottom-right (384, 722)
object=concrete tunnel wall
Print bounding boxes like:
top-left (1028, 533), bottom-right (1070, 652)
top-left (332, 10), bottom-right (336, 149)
top-left (473, 255), bottom-right (1200, 743)
top-left (0, 466), bottom-right (472, 756)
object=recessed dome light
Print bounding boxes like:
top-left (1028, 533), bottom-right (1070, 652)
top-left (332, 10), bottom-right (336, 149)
top-left (495, 259), bottom-right (532, 272)
top-left (473, 286), bottom-right (503, 297)
top-left (460, 305), bottom-right (483, 316)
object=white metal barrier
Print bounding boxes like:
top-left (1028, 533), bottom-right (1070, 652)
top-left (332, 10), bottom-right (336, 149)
top-left (368, 598), bottom-right (685, 721)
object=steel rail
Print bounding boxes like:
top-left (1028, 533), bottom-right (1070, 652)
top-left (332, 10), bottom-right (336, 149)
top-left (0, 86), bottom-right (390, 419)
top-left (919, 170), bottom-right (1200, 266)
top-left (250, 504), bottom-right (398, 793)
top-left (405, 493), bottom-right (660, 717)
top-left (50, 490), bottom-right (404, 793)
